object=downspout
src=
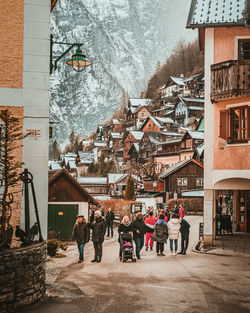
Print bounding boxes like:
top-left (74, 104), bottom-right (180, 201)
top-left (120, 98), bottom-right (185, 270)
top-left (243, 0), bottom-right (250, 28)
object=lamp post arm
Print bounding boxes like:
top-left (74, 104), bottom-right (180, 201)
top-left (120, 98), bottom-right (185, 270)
top-left (54, 43), bottom-right (82, 71)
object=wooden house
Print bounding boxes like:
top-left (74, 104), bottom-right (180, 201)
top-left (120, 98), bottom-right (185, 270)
top-left (77, 177), bottom-right (109, 196)
top-left (179, 130), bottom-right (204, 161)
top-left (158, 159), bottom-right (204, 201)
top-left (123, 131), bottom-right (144, 160)
top-left (140, 116), bottom-right (178, 132)
top-left (124, 98), bottom-right (151, 129)
top-left (174, 97), bottom-right (204, 126)
top-left (48, 169), bottom-right (99, 239)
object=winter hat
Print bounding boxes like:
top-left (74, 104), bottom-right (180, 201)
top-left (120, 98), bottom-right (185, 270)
top-left (95, 210), bottom-right (102, 217)
top-left (77, 215), bottom-right (84, 218)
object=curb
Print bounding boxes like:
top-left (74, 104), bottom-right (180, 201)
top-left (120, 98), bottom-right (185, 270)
top-left (192, 241), bottom-right (238, 257)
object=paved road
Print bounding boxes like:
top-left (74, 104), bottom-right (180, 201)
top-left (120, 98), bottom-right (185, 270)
top-left (21, 216), bottom-right (250, 313)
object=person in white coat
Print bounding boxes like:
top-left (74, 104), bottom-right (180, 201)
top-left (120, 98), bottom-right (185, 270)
top-left (168, 213), bottom-right (181, 256)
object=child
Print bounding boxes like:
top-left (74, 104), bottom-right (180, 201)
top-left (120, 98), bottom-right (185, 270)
top-left (167, 213), bottom-right (180, 256)
top-left (153, 214), bottom-right (168, 256)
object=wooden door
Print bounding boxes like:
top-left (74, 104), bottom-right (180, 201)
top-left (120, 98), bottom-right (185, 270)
top-left (48, 204), bottom-right (78, 239)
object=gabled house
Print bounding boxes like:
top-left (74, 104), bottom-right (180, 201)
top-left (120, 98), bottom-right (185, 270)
top-left (187, 0), bottom-right (250, 243)
top-left (140, 116), bottom-right (178, 132)
top-left (179, 130), bottom-right (204, 161)
top-left (123, 130), bottom-right (144, 160)
top-left (174, 97), bottom-right (204, 126)
top-left (124, 98), bottom-right (151, 129)
top-left (158, 159), bottom-right (204, 201)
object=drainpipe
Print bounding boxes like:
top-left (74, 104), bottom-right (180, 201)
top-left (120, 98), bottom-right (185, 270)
top-left (243, 0), bottom-right (250, 28)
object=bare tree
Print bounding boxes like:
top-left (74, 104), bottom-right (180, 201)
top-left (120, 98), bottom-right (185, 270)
top-left (0, 109), bottom-right (23, 245)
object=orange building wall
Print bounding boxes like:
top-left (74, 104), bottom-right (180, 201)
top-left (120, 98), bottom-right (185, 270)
top-left (214, 27), bottom-right (250, 64)
top-left (137, 107), bottom-right (151, 120)
top-left (180, 152), bottom-right (193, 161)
top-left (142, 119), bottom-right (161, 132)
top-left (0, 0), bottom-right (24, 88)
top-left (213, 97), bottom-right (250, 170)
top-left (154, 155), bottom-right (180, 173)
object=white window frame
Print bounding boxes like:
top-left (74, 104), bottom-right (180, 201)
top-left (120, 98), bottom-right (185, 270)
top-left (177, 178), bottom-right (188, 186)
top-left (234, 36), bottom-right (250, 60)
top-left (196, 178), bottom-right (203, 186)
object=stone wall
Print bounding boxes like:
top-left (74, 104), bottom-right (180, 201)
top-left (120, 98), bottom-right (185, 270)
top-left (0, 242), bottom-right (46, 313)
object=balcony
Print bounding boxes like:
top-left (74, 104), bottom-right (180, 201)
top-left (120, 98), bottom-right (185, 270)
top-left (211, 59), bottom-right (250, 102)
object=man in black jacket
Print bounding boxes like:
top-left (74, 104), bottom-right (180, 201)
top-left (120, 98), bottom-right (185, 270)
top-left (88, 210), bottom-right (106, 263)
top-left (178, 218), bottom-right (190, 255)
top-left (105, 208), bottom-right (115, 237)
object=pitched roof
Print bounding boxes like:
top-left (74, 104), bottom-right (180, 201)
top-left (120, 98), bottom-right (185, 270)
top-left (133, 105), bottom-right (151, 114)
top-left (110, 132), bottom-right (123, 139)
top-left (130, 130), bottom-right (144, 141)
top-left (107, 173), bottom-right (125, 184)
top-left (188, 130), bottom-right (204, 139)
top-left (129, 98), bottom-right (151, 107)
top-left (49, 169), bottom-right (99, 205)
top-left (77, 177), bottom-right (107, 185)
top-left (158, 159), bottom-right (204, 178)
top-left (112, 119), bottom-right (120, 125)
top-left (186, 0), bottom-right (246, 28)
top-left (170, 76), bottom-right (186, 86)
top-left (195, 143), bottom-right (204, 156)
top-left (182, 97), bottom-right (204, 104)
top-left (188, 106), bottom-right (204, 111)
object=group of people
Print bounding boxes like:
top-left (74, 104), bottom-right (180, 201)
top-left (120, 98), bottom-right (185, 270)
top-left (72, 203), bottom-right (190, 263)
top-left (118, 204), bottom-right (190, 260)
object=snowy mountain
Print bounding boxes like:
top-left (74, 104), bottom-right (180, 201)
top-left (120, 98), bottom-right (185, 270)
top-left (50, 0), bottom-right (196, 144)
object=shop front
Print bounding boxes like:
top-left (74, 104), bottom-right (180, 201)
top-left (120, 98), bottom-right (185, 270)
top-left (215, 190), bottom-right (250, 235)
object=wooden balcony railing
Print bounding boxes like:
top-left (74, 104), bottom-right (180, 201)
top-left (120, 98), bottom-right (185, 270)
top-left (211, 59), bottom-right (250, 101)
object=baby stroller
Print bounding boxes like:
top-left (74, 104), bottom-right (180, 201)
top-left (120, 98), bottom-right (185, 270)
top-left (120, 233), bottom-right (136, 263)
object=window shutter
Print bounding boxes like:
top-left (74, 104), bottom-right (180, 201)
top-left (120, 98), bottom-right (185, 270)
top-left (219, 110), bottom-right (227, 140)
top-left (248, 108), bottom-right (250, 139)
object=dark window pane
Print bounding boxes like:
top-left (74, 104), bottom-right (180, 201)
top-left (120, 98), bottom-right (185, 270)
top-left (233, 130), bottom-right (239, 139)
top-left (242, 130), bottom-right (246, 139)
top-left (241, 42), bottom-right (250, 50)
top-left (241, 108), bottom-right (247, 118)
top-left (233, 110), bottom-right (240, 119)
top-left (241, 51), bottom-right (250, 59)
top-left (233, 119), bottom-right (239, 129)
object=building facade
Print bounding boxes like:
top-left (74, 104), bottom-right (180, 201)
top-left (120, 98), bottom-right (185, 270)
top-left (187, 0), bottom-right (250, 244)
top-left (0, 0), bottom-right (51, 243)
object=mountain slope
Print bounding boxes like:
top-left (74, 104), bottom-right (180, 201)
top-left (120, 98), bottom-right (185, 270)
top-left (50, 0), bottom-right (196, 143)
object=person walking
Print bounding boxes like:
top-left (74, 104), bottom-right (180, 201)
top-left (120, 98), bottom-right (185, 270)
top-left (153, 214), bottom-right (168, 256)
top-left (178, 203), bottom-right (185, 218)
top-left (106, 208), bottom-right (115, 237)
top-left (144, 211), bottom-right (156, 251)
top-left (72, 215), bottom-right (90, 263)
top-left (118, 215), bottom-right (132, 260)
top-left (155, 210), bottom-right (168, 223)
top-left (172, 204), bottom-right (179, 215)
top-left (88, 210), bottom-right (106, 263)
top-left (131, 212), bottom-right (145, 259)
top-left (178, 218), bottom-right (190, 255)
top-left (168, 213), bottom-right (181, 256)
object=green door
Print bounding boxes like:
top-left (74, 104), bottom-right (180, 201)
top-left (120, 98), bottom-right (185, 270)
top-left (48, 204), bottom-right (78, 239)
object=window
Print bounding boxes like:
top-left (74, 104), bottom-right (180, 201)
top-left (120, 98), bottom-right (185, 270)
top-left (238, 39), bottom-right (250, 60)
top-left (177, 178), bottom-right (188, 186)
top-left (219, 107), bottom-right (250, 143)
top-left (231, 108), bottom-right (247, 141)
top-left (196, 178), bottom-right (203, 186)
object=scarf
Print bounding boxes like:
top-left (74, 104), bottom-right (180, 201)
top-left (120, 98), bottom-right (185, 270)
top-left (121, 216), bottom-right (131, 227)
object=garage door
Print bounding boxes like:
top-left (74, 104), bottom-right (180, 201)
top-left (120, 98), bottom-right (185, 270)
top-left (48, 204), bottom-right (78, 239)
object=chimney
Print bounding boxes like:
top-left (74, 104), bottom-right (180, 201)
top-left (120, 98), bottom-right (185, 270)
top-left (180, 73), bottom-right (184, 78)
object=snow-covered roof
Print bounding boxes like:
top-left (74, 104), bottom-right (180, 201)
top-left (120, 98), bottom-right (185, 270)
top-left (187, 0), bottom-right (246, 28)
top-left (81, 140), bottom-right (91, 146)
top-left (133, 143), bottom-right (140, 152)
top-left (117, 147), bottom-right (124, 152)
top-left (133, 105), bottom-right (150, 114)
top-left (164, 110), bottom-right (174, 116)
top-left (188, 106), bottom-right (204, 111)
top-left (155, 116), bottom-right (175, 124)
top-left (94, 141), bottom-right (107, 147)
top-left (77, 177), bottom-right (107, 185)
top-left (156, 138), bottom-right (182, 146)
top-left (78, 151), bottom-right (94, 164)
top-left (108, 173), bottom-right (125, 184)
top-left (68, 160), bottom-right (77, 170)
top-left (110, 132), bottom-right (123, 139)
top-left (195, 143), bottom-right (204, 156)
top-left (129, 98), bottom-right (151, 107)
top-left (49, 163), bottom-right (62, 170)
top-left (170, 76), bottom-right (186, 86)
top-left (182, 97), bottom-right (204, 103)
top-left (130, 131), bottom-right (144, 141)
top-left (112, 119), bottom-right (120, 125)
top-left (182, 190), bottom-right (204, 197)
top-left (188, 130), bottom-right (204, 140)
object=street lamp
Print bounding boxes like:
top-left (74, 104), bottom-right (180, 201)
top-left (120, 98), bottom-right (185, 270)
top-left (66, 46), bottom-right (92, 72)
top-left (50, 35), bottom-right (92, 74)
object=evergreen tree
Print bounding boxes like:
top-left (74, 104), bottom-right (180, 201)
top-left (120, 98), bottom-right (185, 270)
top-left (69, 129), bottom-right (75, 145)
top-left (124, 176), bottom-right (135, 200)
top-left (53, 140), bottom-right (61, 160)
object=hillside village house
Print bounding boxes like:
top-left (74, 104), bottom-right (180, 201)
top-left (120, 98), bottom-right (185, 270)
top-left (123, 130), bottom-right (144, 160)
top-left (124, 98), bottom-right (151, 130)
top-left (187, 0), bottom-right (250, 244)
top-left (174, 97), bottom-right (204, 126)
top-left (140, 116), bottom-right (178, 132)
top-left (0, 0), bottom-right (51, 244)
